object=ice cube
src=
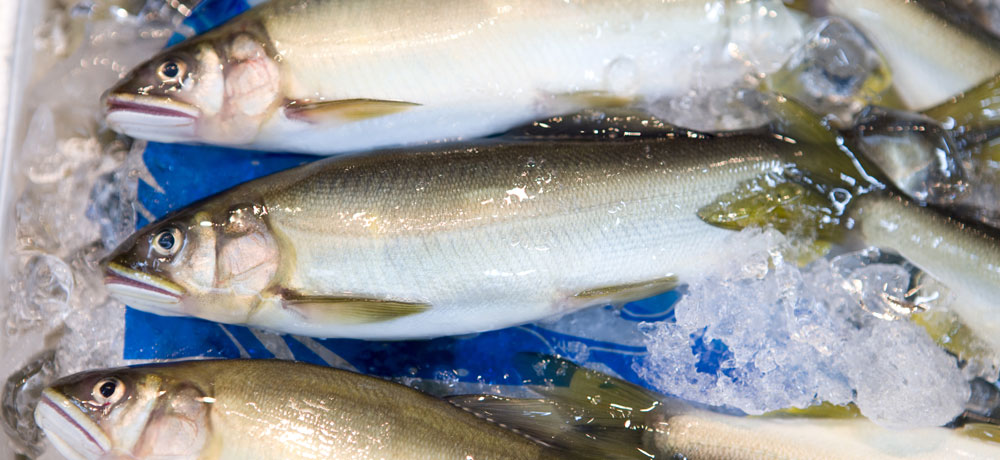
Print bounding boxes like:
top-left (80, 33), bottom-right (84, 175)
top-left (765, 17), bottom-right (891, 127)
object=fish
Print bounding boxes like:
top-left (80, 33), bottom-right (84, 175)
top-left (34, 355), bottom-right (1000, 460)
top-left (101, 0), bottom-right (803, 154)
top-left (850, 192), bottom-right (1000, 354)
top-left (31, 358), bottom-right (645, 460)
top-left (818, 0), bottom-right (1000, 111)
top-left (102, 104), bottom-right (884, 339)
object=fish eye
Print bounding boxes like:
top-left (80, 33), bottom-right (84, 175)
top-left (152, 227), bottom-right (184, 257)
top-left (157, 59), bottom-right (186, 82)
top-left (92, 378), bottom-right (125, 406)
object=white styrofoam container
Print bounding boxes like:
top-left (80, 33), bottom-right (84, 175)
top-left (2, 0), bottom-right (50, 459)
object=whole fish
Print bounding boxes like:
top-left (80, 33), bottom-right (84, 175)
top-left (34, 356), bottom-right (1000, 460)
top-left (32, 359), bottom-right (615, 460)
top-left (102, 114), bottom-right (878, 339)
top-left (819, 0), bottom-right (1000, 111)
top-left (101, 0), bottom-right (803, 154)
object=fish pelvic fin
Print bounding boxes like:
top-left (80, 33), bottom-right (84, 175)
top-left (284, 98), bottom-right (420, 123)
top-left (570, 276), bottom-right (678, 309)
top-left (448, 353), bottom-right (685, 459)
top-left (280, 290), bottom-right (430, 324)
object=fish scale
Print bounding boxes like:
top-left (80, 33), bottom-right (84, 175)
top-left (248, 138), bottom-right (793, 338)
top-left (103, 0), bottom-right (804, 153)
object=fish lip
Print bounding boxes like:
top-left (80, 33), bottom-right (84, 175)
top-left (104, 261), bottom-right (184, 304)
top-left (104, 94), bottom-right (199, 120)
top-left (35, 389), bottom-right (111, 460)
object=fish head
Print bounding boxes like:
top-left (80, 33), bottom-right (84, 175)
top-left (103, 27), bottom-right (282, 146)
top-left (36, 366), bottom-right (212, 459)
top-left (103, 200), bottom-right (281, 324)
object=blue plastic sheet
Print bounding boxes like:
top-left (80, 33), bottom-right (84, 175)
top-left (123, 0), bottom-right (710, 389)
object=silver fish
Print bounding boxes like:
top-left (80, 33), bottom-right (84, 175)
top-left (102, 106), bottom-right (877, 339)
top-left (35, 356), bottom-right (1000, 460)
top-left (101, 0), bottom-right (803, 154)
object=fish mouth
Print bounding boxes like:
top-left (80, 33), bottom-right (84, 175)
top-left (103, 93), bottom-right (199, 142)
top-left (104, 93), bottom-right (198, 119)
top-left (104, 262), bottom-right (186, 314)
top-left (35, 389), bottom-right (111, 460)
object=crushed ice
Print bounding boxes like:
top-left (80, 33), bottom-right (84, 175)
top-left (2, 2), bottom-right (194, 455)
top-left (2, 2), bottom-right (997, 456)
top-left (633, 228), bottom-right (971, 428)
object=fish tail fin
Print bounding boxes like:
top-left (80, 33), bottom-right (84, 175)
top-left (449, 353), bottom-right (681, 459)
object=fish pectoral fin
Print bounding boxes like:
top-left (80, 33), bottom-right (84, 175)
top-left (284, 99), bottom-right (421, 123)
top-left (698, 175), bottom-right (843, 264)
top-left (281, 292), bottom-right (429, 324)
top-left (570, 276), bottom-right (678, 308)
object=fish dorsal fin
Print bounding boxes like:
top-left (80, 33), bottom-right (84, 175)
top-left (284, 98), bottom-right (420, 123)
top-left (504, 353), bottom-right (692, 459)
top-left (447, 353), bottom-right (684, 459)
top-left (514, 353), bottom-right (677, 419)
top-left (280, 291), bottom-right (430, 324)
top-left (447, 395), bottom-right (651, 460)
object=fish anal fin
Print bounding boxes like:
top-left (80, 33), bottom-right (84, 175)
top-left (281, 291), bottom-right (429, 324)
top-left (571, 276), bottom-right (678, 308)
top-left (285, 98), bottom-right (420, 123)
top-left (551, 91), bottom-right (637, 110)
top-left (758, 402), bottom-right (862, 419)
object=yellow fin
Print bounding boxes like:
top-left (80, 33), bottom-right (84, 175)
top-left (764, 95), bottom-right (888, 189)
top-left (571, 276), bottom-right (678, 307)
top-left (959, 423), bottom-right (1000, 446)
top-left (285, 98), bottom-right (420, 123)
top-left (552, 91), bottom-right (636, 109)
top-left (282, 292), bottom-right (429, 324)
top-left (701, 175), bottom-right (842, 236)
top-left (923, 74), bottom-right (1000, 132)
top-left (758, 402), bottom-right (862, 419)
